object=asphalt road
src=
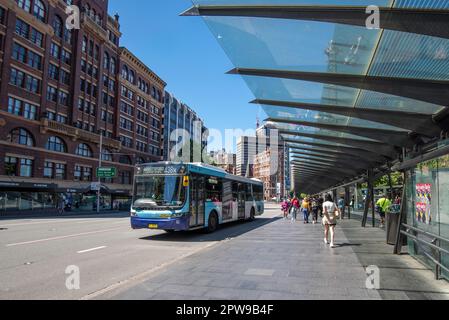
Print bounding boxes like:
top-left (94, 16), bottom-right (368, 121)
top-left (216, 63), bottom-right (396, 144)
top-left (0, 204), bottom-right (281, 300)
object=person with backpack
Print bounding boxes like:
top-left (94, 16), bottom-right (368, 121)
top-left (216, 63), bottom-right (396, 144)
top-left (322, 194), bottom-right (340, 248)
top-left (376, 195), bottom-right (392, 228)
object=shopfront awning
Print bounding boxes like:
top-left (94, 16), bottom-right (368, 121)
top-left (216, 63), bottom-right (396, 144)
top-left (184, 0), bottom-right (449, 194)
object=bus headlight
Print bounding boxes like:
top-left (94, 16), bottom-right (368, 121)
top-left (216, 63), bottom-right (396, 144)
top-left (172, 212), bottom-right (184, 218)
top-left (130, 209), bottom-right (137, 217)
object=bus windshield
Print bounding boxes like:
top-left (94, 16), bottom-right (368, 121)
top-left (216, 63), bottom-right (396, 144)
top-left (133, 175), bottom-right (186, 209)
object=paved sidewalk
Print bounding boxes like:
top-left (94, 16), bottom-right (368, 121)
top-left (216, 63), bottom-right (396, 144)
top-left (104, 207), bottom-right (449, 300)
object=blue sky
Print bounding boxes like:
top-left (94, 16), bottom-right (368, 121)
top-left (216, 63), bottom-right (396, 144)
top-left (108, 0), bottom-right (262, 152)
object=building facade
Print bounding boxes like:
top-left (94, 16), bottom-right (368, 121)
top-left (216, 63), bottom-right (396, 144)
top-left (0, 0), bottom-right (166, 214)
top-left (162, 91), bottom-right (207, 162)
top-left (236, 136), bottom-right (257, 178)
top-left (210, 149), bottom-right (236, 175)
top-left (253, 148), bottom-right (284, 201)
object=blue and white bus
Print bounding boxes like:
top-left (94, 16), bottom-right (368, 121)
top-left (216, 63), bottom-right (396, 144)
top-left (130, 162), bottom-right (264, 233)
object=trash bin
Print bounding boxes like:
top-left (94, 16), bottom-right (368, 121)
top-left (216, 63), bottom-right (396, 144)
top-left (386, 205), bottom-right (401, 245)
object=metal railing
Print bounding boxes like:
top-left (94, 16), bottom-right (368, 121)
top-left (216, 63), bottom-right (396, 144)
top-left (400, 223), bottom-right (449, 280)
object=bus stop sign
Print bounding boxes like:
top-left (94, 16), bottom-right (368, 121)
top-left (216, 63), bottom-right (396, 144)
top-left (96, 167), bottom-right (117, 178)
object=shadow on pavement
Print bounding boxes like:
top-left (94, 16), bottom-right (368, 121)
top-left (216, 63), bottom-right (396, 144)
top-left (139, 217), bottom-right (281, 243)
top-left (335, 243), bottom-right (362, 248)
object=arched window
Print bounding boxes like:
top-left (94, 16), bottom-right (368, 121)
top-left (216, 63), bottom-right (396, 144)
top-left (101, 149), bottom-right (113, 162)
top-left (121, 65), bottom-right (128, 79)
top-left (9, 128), bottom-right (35, 146)
top-left (53, 15), bottom-right (63, 38)
top-left (110, 57), bottom-right (116, 74)
top-left (33, 0), bottom-right (46, 22)
top-left (119, 155), bottom-right (132, 165)
top-left (46, 136), bottom-right (67, 153)
top-left (76, 143), bottom-right (93, 158)
top-left (103, 52), bottom-right (110, 69)
top-left (128, 70), bottom-right (135, 84)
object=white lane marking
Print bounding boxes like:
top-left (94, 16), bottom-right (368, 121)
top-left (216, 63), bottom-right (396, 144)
top-left (77, 246), bottom-right (107, 254)
top-left (5, 227), bottom-right (123, 247)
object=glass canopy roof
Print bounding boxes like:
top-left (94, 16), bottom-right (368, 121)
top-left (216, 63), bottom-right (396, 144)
top-left (188, 0), bottom-right (449, 193)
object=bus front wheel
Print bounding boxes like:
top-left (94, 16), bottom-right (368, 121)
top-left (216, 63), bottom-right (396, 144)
top-left (206, 212), bottom-right (218, 233)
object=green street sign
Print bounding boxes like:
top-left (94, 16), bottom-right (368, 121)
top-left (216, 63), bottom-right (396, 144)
top-left (96, 167), bottom-right (117, 178)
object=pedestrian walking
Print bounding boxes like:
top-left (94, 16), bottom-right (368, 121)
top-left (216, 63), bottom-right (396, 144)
top-left (302, 197), bottom-right (312, 224)
top-left (311, 197), bottom-right (320, 224)
top-left (291, 196), bottom-right (300, 222)
top-left (338, 196), bottom-right (345, 219)
top-left (322, 194), bottom-right (340, 248)
top-left (57, 196), bottom-right (65, 215)
top-left (281, 198), bottom-right (291, 220)
top-left (376, 195), bottom-right (392, 228)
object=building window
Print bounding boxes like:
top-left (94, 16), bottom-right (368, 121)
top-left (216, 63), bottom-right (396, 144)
top-left (16, 0), bottom-right (31, 13)
top-left (15, 19), bottom-right (29, 38)
top-left (12, 43), bottom-right (26, 63)
top-left (46, 136), bottom-right (67, 153)
top-left (74, 165), bottom-right (92, 182)
top-left (76, 143), bottom-right (93, 158)
top-left (119, 155), bottom-right (132, 165)
top-left (50, 42), bottom-right (60, 59)
top-left (53, 15), bottom-right (63, 38)
top-left (33, 0), bottom-right (46, 22)
top-left (44, 162), bottom-right (66, 180)
top-left (119, 171), bottom-right (131, 185)
top-left (4, 156), bottom-right (18, 176)
top-left (9, 128), bottom-right (35, 146)
top-left (27, 50), bottom-right (42, 69)
top-left (4, 156), bottom-right (33, 177)
top-left (30, 28), bottom-right (43, 47)
top-left (101, 149), bottom-right (113, 162)
top-left (47, 86), bottom-right (57, 102)
top-left (7, 97), bottom-right (37, 120)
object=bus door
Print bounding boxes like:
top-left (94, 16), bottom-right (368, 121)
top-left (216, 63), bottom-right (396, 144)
top-left (238, 183), bottom-right (246, 219)
top-left (190, 175), bottom-right (205, 227)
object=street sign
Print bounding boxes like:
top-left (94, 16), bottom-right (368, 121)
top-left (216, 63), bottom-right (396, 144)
top-left (96, 167), bottom-right (117, 178)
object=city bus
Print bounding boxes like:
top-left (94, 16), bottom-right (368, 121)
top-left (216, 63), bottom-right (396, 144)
top-left (130, 162), bottom-right (264, 233)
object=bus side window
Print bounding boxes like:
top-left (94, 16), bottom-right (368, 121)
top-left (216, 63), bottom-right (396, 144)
top-left (232, 182), bottom-right (239, 201)
top-left (253, 185), bottom-right (263, 202)
top-left (246, 184), bottom-right (253, 201)
top-left (206, 177), bottom-right (223, 202)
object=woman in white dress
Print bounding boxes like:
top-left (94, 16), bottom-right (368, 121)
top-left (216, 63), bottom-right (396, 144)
top-left (322, 194), bottom-right (340, 248)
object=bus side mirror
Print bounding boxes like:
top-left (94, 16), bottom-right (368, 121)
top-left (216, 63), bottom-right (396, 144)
top-left (183, 176), bottom-right (189, 187)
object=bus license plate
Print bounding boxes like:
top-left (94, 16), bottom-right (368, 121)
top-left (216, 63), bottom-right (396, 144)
top-left (148, 224), bottom-right (158, 229)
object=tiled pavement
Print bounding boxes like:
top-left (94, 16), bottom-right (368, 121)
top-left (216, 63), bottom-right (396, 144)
top-left (105, 206), bottom-right (449, 300)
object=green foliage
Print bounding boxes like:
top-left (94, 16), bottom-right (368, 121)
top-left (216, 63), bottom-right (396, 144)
top-left (374, 172), bottom-right (403, 188)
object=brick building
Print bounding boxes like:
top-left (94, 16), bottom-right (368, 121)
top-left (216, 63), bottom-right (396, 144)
top-left (0, 0), bottom-right (165, 213)
top-left (253, 148), bottom-right (285, 201)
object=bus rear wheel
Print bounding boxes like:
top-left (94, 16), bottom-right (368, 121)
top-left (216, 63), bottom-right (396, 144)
top-left (206, 212), bottom-right (218, 233)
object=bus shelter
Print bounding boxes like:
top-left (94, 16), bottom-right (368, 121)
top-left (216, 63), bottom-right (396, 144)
top-left (183, 0), bottom-right (449, 280)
